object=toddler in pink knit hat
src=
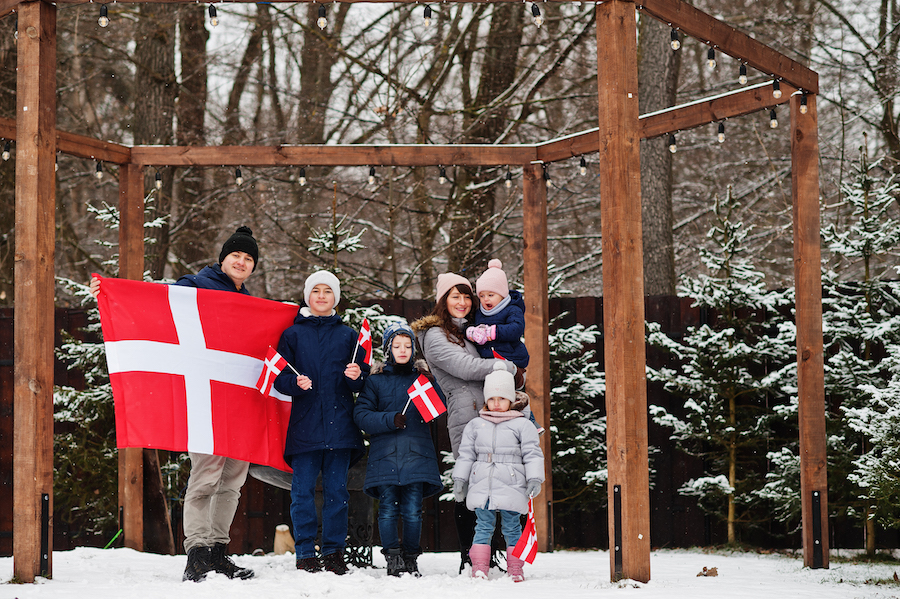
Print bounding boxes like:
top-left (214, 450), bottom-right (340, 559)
top-left (466, 259), bottom-right (530, 369)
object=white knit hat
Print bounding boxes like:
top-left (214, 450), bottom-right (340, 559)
top-left (304, 270), bottom-right (341, 308)
top-left (483, 362), bottom-right (516, 403)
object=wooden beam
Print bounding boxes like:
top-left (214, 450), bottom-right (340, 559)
top-left (597, 0), bottom-right (650, 583)
top-left (522, 162), bottom-right (552, 552)
top-left (791, 93), bottom-right (828, 569)
top-left (117, 163), bottom-right (145, 551)
top-left (639, 0), bottom-right (818, 94)
top-left (537, 82), bottom-right (798, 162)
top-left (0, 0), bottom-right (21, 20)
top-left (13, 0), bottom-right (56, 582)
top-left (0, 116), bottom-right (131, 164)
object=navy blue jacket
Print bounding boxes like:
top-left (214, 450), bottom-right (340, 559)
top-left (174, 264), bottom-right (249, 294)
top-left (273, 309), bottom-right (368, 462)
top-left (473, 289), bottom-right (530, 367)
top-left (353, 363), bottom-right (444, 499)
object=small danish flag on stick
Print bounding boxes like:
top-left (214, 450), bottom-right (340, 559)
top-left (353, 318), bottom-right (373, 366)
top-left (256, 346), bottom-right (299, 397)
top-left (510, 497), bottom-right (538, 564)
top-left (402, 374), bottom-right (446, 422)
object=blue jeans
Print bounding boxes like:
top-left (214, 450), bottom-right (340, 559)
top-left (474, 505), bottom-right (522, 547)
top-left (376, 483), bottom-right (424, 555)
top-left (290, 449), bottom-right (352, 559)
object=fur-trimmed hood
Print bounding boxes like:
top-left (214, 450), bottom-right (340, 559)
top-left (410, 314), bottom-right (442, 333)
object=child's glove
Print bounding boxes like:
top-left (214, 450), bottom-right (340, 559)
top-left (466, 326), bottom-right (488, 345)
top-left (526, 480), bottom-right (542, 498)
top-left (453, 479), bottom-right (468, 502)
top-left (484, 324), bottom-right (497, 342)
top-left (393, 413), bottom-right (407, 429)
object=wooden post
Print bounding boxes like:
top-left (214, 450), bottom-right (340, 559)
top-left (13, 0), bottom-right (57, 582)
top-left (117, 163), bottom-right (145, 551)
top-left (597, 0), bottom-right (651, 583)
top-left (791, 92), bottom-right (828, 569)
top-left (522, 162), bottom-right (552, 551)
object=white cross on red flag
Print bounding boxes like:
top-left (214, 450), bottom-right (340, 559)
top-left (407, 374), bottom-right (446, 422)
top-left (511, 497), bottom-right (538, 563)
top-left (256, 346), bottom-right (288, 398)
top-left (95, 276), bottom-right (299, 471)
top-left (356, 318), bottom-right (373, 366)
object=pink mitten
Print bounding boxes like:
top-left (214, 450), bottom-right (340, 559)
top-left (466, 327), bottom-right (479, 343)
top-left (485, 324), bottom-right (497, 342)
top-left (469, 326), bottom-right (488, 345)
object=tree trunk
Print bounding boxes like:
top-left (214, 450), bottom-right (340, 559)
top-left (297, 3), bottom-right (349, 145)
top-left (637, 15), bottom-right (679, 296)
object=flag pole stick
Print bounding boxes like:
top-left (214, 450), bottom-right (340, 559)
top-left (401, 397), bottom-right (412, 416)
top-left (285, 361), bottom-right (302, 377)
top-left (351, 336), bottom-right (360, 364)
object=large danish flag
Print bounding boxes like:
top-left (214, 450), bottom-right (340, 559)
top-left (96, 276), bottom-right (299, 471)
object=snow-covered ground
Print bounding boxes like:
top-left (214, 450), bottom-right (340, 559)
top-left (1, 547), bottom-right (899, 599)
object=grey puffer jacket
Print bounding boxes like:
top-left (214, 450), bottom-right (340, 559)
top-left (412, 315), bottom-right (517, 457)
top-left (451, 392), bottom-right (544, 514)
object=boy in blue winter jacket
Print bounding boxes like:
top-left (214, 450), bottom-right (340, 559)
top-left (354, 321), bottom-right (444, 577)
top-left (273, 270), bottom-right (369, 575)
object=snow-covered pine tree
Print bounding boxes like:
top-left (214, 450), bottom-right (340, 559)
top-left (647, 186), bottom-right (796, 545)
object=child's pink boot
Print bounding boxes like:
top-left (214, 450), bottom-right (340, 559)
top-left (506, 548), bottom-right (525, 582)
top-left (469, 544), bottom-right (491, 579)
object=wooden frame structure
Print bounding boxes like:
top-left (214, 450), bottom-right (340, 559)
top-left (8, 0), bottom-right (827, 584)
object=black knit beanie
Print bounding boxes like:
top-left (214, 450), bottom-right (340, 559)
top-left (219, 226), bottom-right (259, 270)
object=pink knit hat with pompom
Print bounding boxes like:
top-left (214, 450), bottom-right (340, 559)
top-left (476, 259), bottom-right (509, 297)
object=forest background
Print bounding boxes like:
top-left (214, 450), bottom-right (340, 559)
top-left (2, 0), bottom-right (900, 556)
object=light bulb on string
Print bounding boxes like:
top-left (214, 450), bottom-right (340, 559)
top-left (670, 29), bottom-right (680, 51)
top-left (368, 166), bottom-right (376, 185)
top-left (531, 4), bottom-right (543, 28)
top-left (439, 166), bottom-right (446, 184)
top-left (423, 5), bottom-right (432, 27)
top-left (706, 48), bottom-right (716, 69)
top-left (769, 108), bottom-right (778, 129)
top-left (99, 4), bottom-right (109, 28)
top-left (235, 167), bottom-right (243, 186)
top-left (14, 15), bottom-right (17, 42)
top-left (208, 5), bottom-right (219, 27)
top-left (317, 4), bottom-right (328, 30)
top-left (579, 156), bottom-right (587, 176)
top-left (55, 156), bottom-right (59, 172)
top-left (1, 141), bottom-right (10, 162)
top-left (668, 134), bottom-right (677, 154)
top-left (505, 168), bottom-right (512, 189)
top-left (95, 161), bottom-right (103, 180)
top-left (772, 79), bottom-right (782, 99)
top-left (155, 170), bottom-right (163, 190)
top-left (299, 167), bottom-right (307, 186)
top-left (739, 64), bottom-right (748, 85)
top-left (542, 165), bottom-right (550, 181)
top-left (717, 122), bottom-right (725, 143)
top-left (800, 94), bottom-right (809, 115)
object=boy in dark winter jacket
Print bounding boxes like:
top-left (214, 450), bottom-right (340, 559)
top-left (354, 321), bottom-right (444, 577)
top-left (466, 259), bottom-right (529, 368)
top-left (452, 363), bottom-right (544, 582)
top-left (273, 270), bottom-right (369, 576)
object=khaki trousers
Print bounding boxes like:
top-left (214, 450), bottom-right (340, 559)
top-left (182, 452), bottom-right (250, 552)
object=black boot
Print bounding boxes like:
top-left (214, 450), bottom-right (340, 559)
top-left (210, 543), bottom-right (255, 580)
top-left (183, 546), bottom-right (213, 582)
top-left (402, 552), bottom-right (422, 577)
top-left (455, 502), bottom-right (476, 574)
top-left (385, 549), bottom-right (404, 577)
top-left (322, 551), bottom-right (348, 575)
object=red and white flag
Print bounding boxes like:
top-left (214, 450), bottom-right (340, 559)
top-left (256, 346), bottom-right (288, 398)
top-left (492, 349), bottom-right (506, 360)
top-left (355, 318), bottom-right (373, 366)
top-left (95, 276), bottom-right (299, 471)
top-left (407, 374), bottom-right (446, 422)
top-left (511, 497), bottom-right (538, 563)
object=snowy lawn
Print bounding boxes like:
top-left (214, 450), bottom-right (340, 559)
top-left (1, 547), bottom-right (899, 599)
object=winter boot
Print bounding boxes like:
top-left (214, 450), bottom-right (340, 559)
top-left (402, 552), bottom-right (422, 577)
top-left (210, 543), bottom-right (255, 579)
top-left (385, 549), bottom-right (405, 577)
top-left (469, 544), bottom-right (491, 579)
top-left (322, 551), bottom-right (349, 575)
top-left (506, 547), bottom-right (525, 582)
top-left (182, 546), bottom-right (213, 582)
top-left (296, 556), bottom-right (322, 572)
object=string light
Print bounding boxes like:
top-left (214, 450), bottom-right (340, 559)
top-left (368, 166), bottom-right (376, 185)
top-left (579, 156), bottom-right (587, 176)
top-left (438, 166), bottom-right (446, 184)
top-left (55, 156), bottom-right (59, 172)
top-left (299, 167), bottom-right (307, 186)
top-left (717, 122), bottom-right (725, 143)
top-left (800, 94), bottom-right (809, 115)
top-left (155, 170), bottom-right (163, 190)
top-left (423, 5), bottom-right (432, 27)
top-left (772, 79), bottom-right (782, 99)
top-left (531, 4), bottom-right (543, 28)
top-left (208, 5), bottom-right (219, 27)
top-left (505, 168), bottom-right (512, 189)
top-left (95, 161), bottom-right (103, 180)
top-left (769, 108), bottom-right (778, 129)
top-left (542, 164), bottom-right (550, 181)
top-left (14, 15), bottom-right (17, 42)
top-left (1, 141), bottom-right (9, 162)
top-left (98, 4), bottom-right (109, 28)
top-left (739, 64), bottom-right (748, 85)
top-left (668, 134), bottom-right (677, 154)
top-left (235, 167), bottom-right (243, 186)
top-left (707, 48), bottom-right (716, 69)
top-left (670, 29), bottom-right (680, 51)
top-left (317, 4), bottom-right (328, 30)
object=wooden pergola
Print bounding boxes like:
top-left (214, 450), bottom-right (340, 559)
top-left (9, 0), bottom-right (827, 584)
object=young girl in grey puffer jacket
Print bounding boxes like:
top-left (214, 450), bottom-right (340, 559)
top-left (452, 362), bottom-right (544, 581)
